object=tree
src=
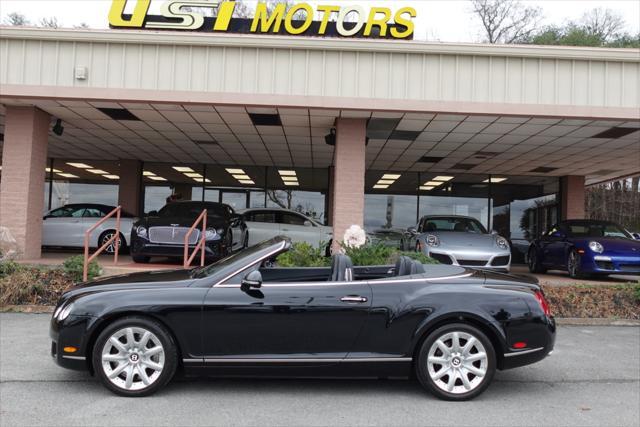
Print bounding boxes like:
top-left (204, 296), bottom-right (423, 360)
top-left (526, 8), bottom-right (638, 48)
top-left (267, 189), bottom-right (293, 209)
top-left (3, 12), bottom-right (29, 26)
top-left (39, 17), bottom-right (61, 29)
top-left (581, 8), bottom-right (625, 42)
top-left (470, 0), bottom-right (543, 43)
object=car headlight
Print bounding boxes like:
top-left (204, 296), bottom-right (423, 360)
top-left (57, 303), bottom-right (74, 322)
top-left (136, 225), bottom-right (147, 238)
top-left (589, 241), bottom-right (604, 253)
top-left (205, 228), bottom-right (224, 240)
top-left (496, 236), bottom-right (509, 249)
top-left (426, 234), bottom-right (440, 247)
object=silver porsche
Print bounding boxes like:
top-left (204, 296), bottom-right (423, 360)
top-left (407, 215), bottom-right (511, 271)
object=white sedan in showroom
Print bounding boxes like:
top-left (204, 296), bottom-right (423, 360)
top-left (239, 208), bottom-right (332, 249)
top-left (42, 203), bottom-right (136, 253)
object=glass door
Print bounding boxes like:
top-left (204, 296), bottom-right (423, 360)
top-left (221, 190), bottom-right (248, 211)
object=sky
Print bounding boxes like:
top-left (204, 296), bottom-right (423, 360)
top-left (0, 0), bottom-right (639, 42)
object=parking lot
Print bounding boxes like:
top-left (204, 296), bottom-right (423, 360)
top-left (0, 313), bottom-right (638, 427)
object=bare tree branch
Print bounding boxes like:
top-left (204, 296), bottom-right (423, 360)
top-left (470, 0), bottom-right (543, 44)
top-left (3, 12), bottom-right (29, 26)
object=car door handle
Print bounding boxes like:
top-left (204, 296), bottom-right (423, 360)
top-left (340, 296), bottom-right (368, 303)
top-left (282, 228), bottom-right (290, 232)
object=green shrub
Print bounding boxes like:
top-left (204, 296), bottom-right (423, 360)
top-left (634, 283), bottom-right (640, 303)
top-left (277, 241), bottom-right (439, 267)
top-left (62, 255), bottom-right (102, 282)
top-left (0, 260), bottom-right (22, 278)
top-left (343, 243), bottom-right (395, 266)
top-left (276, 242), bottom-right (331, 267)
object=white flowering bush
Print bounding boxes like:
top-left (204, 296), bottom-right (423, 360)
top-left (342, 224), bottom-right (367, 248)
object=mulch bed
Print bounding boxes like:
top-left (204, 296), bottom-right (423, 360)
top-left (542, 284), bottom-right (640, 320)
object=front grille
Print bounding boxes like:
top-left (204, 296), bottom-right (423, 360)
top-left (491, 256), bottom-right (510, 266)
top-left (458, 259), bottom-right (488, 266)
top-left (431, 253), bottom-right (453, 264)
top-left (595, 260), bottom-right (615, 270)
top-left (149, 226), bottom-right (199, 245)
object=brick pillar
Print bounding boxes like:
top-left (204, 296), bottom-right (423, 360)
top-left (0, 107), bottom-right (50, 259)
top-left (560, 175), bottom-right (586, 220)
top-left (118, 160), bottom-right (143, 216)
top-left (331, 118), bottom-right (367, 250)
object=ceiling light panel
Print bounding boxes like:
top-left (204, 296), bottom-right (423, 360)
top-left (66, 162), bottom-right (92, 169)
top-left (173, 166), bottom-right (195, 173)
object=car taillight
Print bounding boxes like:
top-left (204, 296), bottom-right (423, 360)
top-left (534, 290), bottom-right (551, 317)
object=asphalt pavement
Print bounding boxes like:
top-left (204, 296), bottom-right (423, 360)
top-left (0, 313), bottom-right (638, 427)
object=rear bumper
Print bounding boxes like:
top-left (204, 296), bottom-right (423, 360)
top-left (500, 316), bottom-right (556, 370)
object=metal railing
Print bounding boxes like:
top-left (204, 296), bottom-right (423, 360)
top-left (184, 209), bottom-right (207, 268)
top-left (83, 205), bottom-right (121, 281)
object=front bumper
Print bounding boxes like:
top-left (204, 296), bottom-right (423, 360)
top-left (425, 248), bottom-right (512, 271)
top-left (583, 253), bottom-right (640, 274)
top-left (50, 314), bottom-right (95, 371)
top-left (130, 235), bottom-right (225, 259)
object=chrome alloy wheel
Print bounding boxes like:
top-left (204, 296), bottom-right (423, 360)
top-left (101, 327), bottom-right (165, 391)
top-left (426, 331), bottom-right (488, 394)
top-left (100, 232), bottom-right (122, 254)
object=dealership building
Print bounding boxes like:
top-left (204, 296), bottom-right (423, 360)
top-left (0, 25), bottom-right (639, 260)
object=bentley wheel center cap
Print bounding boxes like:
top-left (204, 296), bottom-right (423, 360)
top-left (129, 353), bottom-right (140, 363)
top-left (451, 357), bottom-right (461, 367)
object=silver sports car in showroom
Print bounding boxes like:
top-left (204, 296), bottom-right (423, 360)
top-left (407, 215), bottom-right (511, 271)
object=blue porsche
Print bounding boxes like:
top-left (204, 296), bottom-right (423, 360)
top-left (527, 220), bottom-right (640, 278)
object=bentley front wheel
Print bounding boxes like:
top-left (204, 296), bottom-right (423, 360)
top-left (416, 323), bottom-right (496, 401)
top-left (93, 316), bottom-right (177, 397)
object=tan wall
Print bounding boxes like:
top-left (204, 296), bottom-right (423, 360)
top-left (118, 159), bottom-right (142, 215)
top-left (561, 175), bottom-right (586, 220)
top-left (331, 118), bottom-right (366, 249)
top-left (0, 106), bottom-right (50, 259)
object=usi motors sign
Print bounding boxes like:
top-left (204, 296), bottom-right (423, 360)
top-left (108, 0), bottom-right (416, 39)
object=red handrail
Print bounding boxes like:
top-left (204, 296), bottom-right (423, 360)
top-left (184, 209), bottom-right (207, 268)
top-left (83, 206), bottom-right (121, 281)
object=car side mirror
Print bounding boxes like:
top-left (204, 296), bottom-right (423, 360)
top-left (632, 233), bottom-right (640, 240)
top-left (304, 220), bottom-right (313, 227)
top-left (407, 226), bottom-right (418, 235)
top-left (550, 231), bottom-right (565, 239)
top-left (148, 210), bottom-right (158, 217)
top-left (241, 270), bottom-right (262, 291)
top-left (491, 230), bottom-right (498, 235)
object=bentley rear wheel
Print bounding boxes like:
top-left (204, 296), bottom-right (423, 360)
top-left (416, 323), bottom-right (496, 401)
top-left (93, 316), bottom-right (177, 397)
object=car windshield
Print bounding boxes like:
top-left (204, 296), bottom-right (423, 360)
top-left (423, 217), bottom-right (487, 234)
top-left (158, 203), bottom-right (228, 219)
top-left (192, 238), bottom-right (285, 278)
top-left (565, 222), bottom-right (632, 239)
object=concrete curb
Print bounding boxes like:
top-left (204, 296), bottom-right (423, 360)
top-left (1, 305), bottom-right (639, 326)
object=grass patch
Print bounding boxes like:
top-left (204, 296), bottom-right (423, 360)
top-left (0, 257), bottom-right (101, 306)
top-left (542, 283), bottom-right (640, 320)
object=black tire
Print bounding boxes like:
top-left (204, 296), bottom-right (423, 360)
top-left (98, 230), bottom-right (127, 254)
top-left (93, 316), bottom-right (178, 397)
top-left (416, 323), bottom-right (496, 401)
top-left (132, 254), bottom-right (150, 264)
top-left (225, 230), bottom-right (233, 255)
top-left (325, 239), bottom-right (333, 257)
top-left (528, 248), bottom-right (547, 274)
top-left (567, 248), bottom-right (584, 279)
top-left (243, 233), bottom-right (249, 249)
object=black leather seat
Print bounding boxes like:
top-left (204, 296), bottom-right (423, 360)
top-left (395, 256), bottom-right (425, 276)
top-left (329, 254), bottom-right (354, 282)
top-left (394, 256), bottom-right (414, 276)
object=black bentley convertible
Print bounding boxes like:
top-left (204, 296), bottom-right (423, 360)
top-left (50, 237), bottom-right (555, 400)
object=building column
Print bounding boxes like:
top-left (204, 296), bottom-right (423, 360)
top-left (0, 107), bottom-right (50, 259)
top-left (331, 118), bottom-right (367, 250)
top-left (560, 175), bottom-right (586, 220)
top-left (118, 159), bottom-right (143, 216)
